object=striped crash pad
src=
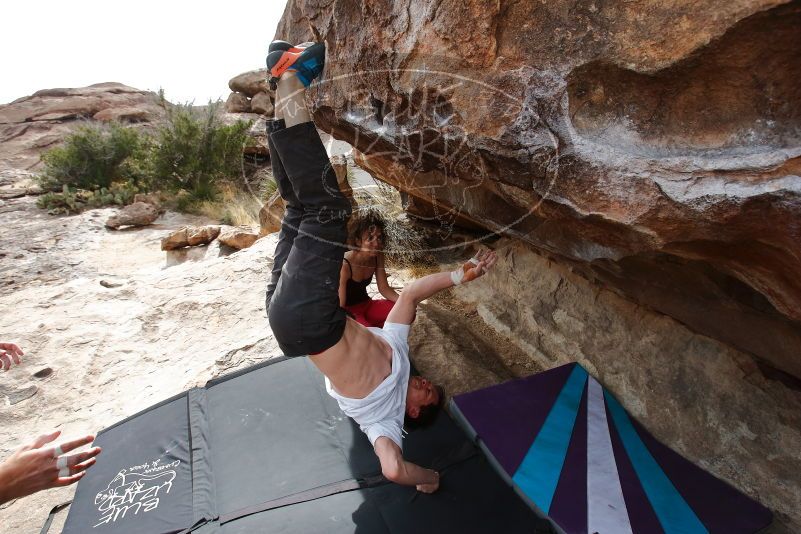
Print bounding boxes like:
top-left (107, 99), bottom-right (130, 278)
top-left (450, 363), bottom-right (773, 534)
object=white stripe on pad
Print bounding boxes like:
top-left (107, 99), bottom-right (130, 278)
top-left (587, 376), bottom-right (633, 534)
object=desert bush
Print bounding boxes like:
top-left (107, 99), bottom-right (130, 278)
top-left (36, 99), bottom-right (256, 215)
top-left (148, 102), bottom-right (251, 202)
top-left (37, 182), bottom-right (140, 215)
top-left (38, 122), bottom-right (148, 191)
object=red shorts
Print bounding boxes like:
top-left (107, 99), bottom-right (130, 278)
top-left (344, 299), bottom-right (395, 328)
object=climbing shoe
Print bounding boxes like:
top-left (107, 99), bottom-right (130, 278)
top-left (266, 41), bottom-right (326, 89)
top-left (268, 40), bottom-right (305, 54)
top-left (267, 41), bottom-right (305, 90)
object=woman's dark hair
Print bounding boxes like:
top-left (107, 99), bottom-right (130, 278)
top-left (347, 209), bottom-right (387, 248)
top-left (404, 385), bottom-right (446, 431)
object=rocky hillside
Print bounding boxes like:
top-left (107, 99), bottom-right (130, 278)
top-left (0, 83), bottom-right (166, 172)
top-left (275, 0), bottom-right (801, 530)
top-left (0, 81), bottom-right (275, 175)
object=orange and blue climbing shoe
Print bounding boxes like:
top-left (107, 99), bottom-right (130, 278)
top-left (266, 41), bottom-right (326, 89)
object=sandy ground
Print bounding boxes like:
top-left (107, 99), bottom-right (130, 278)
top-left (0, 197), bottom-right (281, 533)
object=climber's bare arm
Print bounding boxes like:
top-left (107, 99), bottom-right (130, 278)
top-left (374, 437), bottom-right (439, 493)
top-left (386, 250), bottom-right (497, 326)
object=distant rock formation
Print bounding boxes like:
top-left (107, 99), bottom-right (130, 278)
top-left (0, 80), bottom-right (271, 172)
top-left (0, 83), bottom-right (166, 171)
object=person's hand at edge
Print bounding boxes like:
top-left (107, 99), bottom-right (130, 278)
top-left (0, 343), bottom-right (23, 371)
top-left (0, 430), bottom-right (101, 505)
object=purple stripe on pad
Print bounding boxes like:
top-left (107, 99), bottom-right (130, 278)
top-left (630, 416), bottom-right (772, 533)
top-left (548, 383), bottom-right (589, 534)
top-left (607, 401), bottom-right (665, 534)
top-left (452, 363), bottom-right (575, 475)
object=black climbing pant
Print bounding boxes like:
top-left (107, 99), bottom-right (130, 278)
top-left (265, 120), bottom-right (352, 356)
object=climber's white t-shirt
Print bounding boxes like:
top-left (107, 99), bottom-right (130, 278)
top-left (325, 322), bottom-right (411, 449)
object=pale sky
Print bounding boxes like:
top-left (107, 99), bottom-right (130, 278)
top-left (1, 0), bottom-right (287, 105)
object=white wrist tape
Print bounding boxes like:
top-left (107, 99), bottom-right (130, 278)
top-left (450, 258), bottom-right (480, 285)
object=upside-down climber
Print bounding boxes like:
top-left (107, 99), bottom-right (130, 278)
top-left (263, 39), bottom-right (496, 493)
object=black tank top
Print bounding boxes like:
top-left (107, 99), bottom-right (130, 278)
top-left (343, 257), bottom-right (376, 305)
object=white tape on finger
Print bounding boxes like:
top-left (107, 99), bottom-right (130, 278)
top-left (58, 467), bottom-right (69, 478)
top-left (56, 456), bottom-right (68, 469)
top-left (53, 445), bottom-right (64, 458)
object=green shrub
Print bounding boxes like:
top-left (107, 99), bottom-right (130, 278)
top-left (149, 102), bottom-right (251, 202)
top-left (37, 182), bottom-right (140, 215)
top-left (39, 122), bottom-right (148, 191)
top-left (36, 99), bottom-right (253, 216)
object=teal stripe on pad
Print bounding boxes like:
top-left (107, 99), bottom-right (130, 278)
top-left (512, 364), bottom-right (588, 513)
top-left (605, 391), bottom-right (708, 534)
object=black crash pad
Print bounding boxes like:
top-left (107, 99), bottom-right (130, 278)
top-left (60, 357), bottom-right (541, 534)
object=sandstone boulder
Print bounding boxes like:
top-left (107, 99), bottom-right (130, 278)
top-left (276, 1), bottom-right (801, 528)
top-left (259, 191), bottom-right (285, 236)
top-left (105, 201), bottom-right (160, 229)
top-left (0, 169), bottom-right (41, 199)
top-left (225, 92), bottom-right (251, 113)
top-left (218, 226), bottom-right (259, 250)
top-left (250, 92), bottom-right (273, 116)
top-left (161, 225), bottom-right (221, 250)
top-left (276, 1), bottom-right (801, 382)
top-left (187, 226), bottom-right (220, 246)
top-left (228, 69), bottom-right (269, 98)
